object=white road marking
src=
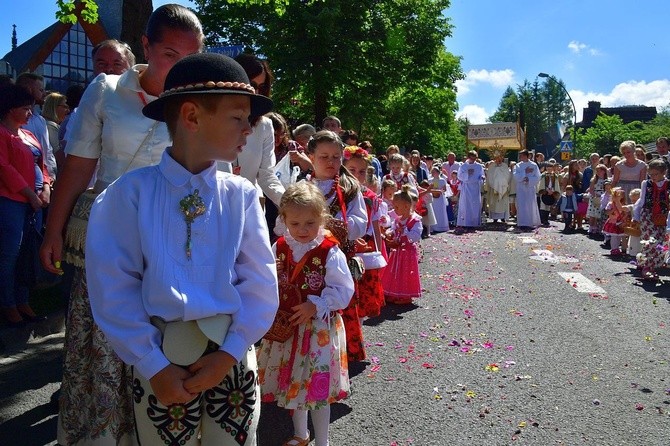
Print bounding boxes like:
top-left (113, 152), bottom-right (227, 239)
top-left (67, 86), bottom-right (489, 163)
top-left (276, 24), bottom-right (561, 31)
top-left (530, 250), bottom-right (579, 263)
top-left (519, 237), bottom-right (538, 244)
top-left (557, 272), bottom-right (606, 294)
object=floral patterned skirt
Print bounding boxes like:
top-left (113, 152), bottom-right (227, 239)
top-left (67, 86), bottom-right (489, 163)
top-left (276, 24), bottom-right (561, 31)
top-left (636, 210), bottom-right (668, 271)
top-left (57, 267), bottom-right (135, 446)
top-left (257, 314), bottom-right (350, 411)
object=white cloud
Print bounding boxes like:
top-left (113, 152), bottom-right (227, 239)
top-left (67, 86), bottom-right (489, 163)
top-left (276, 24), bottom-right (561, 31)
top-left (456, 68), bottom-right (515, 96)
top-left (570, 79), bottom-right (670, 121)
top-left (456, 104), bottom-right (490, 125)
top-left (567, 40), bottom-right (602, 56)
top-left (568, 40), bottom-right (587, 54)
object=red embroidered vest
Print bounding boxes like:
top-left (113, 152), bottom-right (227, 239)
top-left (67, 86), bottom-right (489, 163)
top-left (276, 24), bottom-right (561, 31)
top-left (275, 236), bottom-right (338, 312)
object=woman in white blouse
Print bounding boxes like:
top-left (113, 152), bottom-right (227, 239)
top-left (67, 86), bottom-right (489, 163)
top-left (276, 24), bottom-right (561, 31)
top-left (217, 53), bottom-right (285, 208)
top-left (39, 5), bottom-right (204, 446)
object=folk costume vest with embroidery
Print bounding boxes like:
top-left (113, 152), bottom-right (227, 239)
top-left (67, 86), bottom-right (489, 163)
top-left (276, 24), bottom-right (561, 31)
top-left (643, 179), bottom-right (669, 223)
top-left (275, 236), bottom-right (338, 312)
top-left (393, 215), bottom-right (421, 245)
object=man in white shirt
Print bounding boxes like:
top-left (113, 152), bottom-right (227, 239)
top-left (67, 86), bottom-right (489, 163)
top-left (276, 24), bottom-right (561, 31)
top-left (442, 152), bottom-right (462, 178)
top-left (17, 73), bottom-right (57, 180)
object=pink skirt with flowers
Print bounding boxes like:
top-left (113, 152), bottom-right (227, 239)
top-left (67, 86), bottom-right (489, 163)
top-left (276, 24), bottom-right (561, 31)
top-left (257, 313), bottom-right (349, 411)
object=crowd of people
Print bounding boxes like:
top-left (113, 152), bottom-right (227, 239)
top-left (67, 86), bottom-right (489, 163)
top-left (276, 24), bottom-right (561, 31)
top-left (1, 4), bottom-right (669, 446)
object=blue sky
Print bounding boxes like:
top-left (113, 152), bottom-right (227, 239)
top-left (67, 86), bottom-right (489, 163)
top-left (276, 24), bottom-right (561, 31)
top-left (3, 0), bottom-right (669, 124)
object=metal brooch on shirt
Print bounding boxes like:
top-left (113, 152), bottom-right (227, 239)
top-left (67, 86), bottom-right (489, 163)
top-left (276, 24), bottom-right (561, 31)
top-left (179, 189), bottom-right (206, 260)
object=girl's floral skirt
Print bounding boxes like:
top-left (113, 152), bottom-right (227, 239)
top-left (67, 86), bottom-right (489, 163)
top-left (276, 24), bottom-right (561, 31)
top-left (257, 313), bottom-right (349, 411)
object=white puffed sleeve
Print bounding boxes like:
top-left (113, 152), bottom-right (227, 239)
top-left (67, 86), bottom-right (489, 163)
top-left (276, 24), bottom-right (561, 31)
top-left (65, 74), bottom-right (107, 159)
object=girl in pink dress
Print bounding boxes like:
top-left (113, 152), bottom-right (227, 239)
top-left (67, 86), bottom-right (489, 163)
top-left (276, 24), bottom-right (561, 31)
top-left (258, 182), bottom-right (354, 446)
top-left (382, 184), bottom-right (423, 304)
top-left (603, 187), bottom-right (627, 256)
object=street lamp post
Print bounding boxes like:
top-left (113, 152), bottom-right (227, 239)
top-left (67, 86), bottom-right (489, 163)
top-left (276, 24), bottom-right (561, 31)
top-left (538, 72), bottom-right (577, 158)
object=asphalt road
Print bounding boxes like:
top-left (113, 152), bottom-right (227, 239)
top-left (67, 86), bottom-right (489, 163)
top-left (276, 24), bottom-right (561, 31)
top-left (2, 221), bottom-right (669, 445)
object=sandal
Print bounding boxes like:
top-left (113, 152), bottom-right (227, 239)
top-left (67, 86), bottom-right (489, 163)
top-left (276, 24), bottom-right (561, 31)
top-left (283, 432), bottom-right (310, 446)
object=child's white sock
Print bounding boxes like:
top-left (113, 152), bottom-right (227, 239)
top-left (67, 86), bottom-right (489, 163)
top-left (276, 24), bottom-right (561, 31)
top-left (291, 409), bottom-right (309, 440)
top-left (311, 406), bottom-right (331, 446)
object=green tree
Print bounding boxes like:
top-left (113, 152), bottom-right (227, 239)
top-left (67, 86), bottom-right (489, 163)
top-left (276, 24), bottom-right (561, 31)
top-left (488, 86), bottom-right (518, 123)
top-left (576, 113), bottom-right (633, 157)
top-left (489, 77), bottom-right (573, 152)
top-left (193, 0), bottom-right (463, 155)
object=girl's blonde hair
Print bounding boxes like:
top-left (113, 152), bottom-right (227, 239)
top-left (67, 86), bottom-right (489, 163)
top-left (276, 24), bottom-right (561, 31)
top-left (279, 182), bottom-right (329, 222)
top-left (393, 184), bottom-right (418, 204)
top-left (629, 188), bottom-right (641, 201)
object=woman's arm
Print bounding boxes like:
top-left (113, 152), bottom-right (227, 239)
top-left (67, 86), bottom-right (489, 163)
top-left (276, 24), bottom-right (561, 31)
top-left (40, 155), bottom-right (98, 273)
top-left (611, 165), bottom-right (621, 188)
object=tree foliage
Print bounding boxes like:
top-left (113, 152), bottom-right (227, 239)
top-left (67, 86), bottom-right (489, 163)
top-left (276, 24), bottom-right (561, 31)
top-left (56, 0), bottom-right (99, 24)
top-left (192, 0), bottom-right (464, 156)
top-left (489, 77), bottom-right (574, 151)
top-left (575, 107), bottom-right (670, 158)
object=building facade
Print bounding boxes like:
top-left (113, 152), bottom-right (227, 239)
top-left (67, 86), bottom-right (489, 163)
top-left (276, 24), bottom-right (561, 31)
top-left (1, 0), bottom-right (124, 92)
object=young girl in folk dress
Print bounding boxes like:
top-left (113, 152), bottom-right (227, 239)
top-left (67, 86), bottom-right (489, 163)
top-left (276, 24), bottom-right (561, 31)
top-left (381, 185), bottom-right (423, 304)
top-left (587, 164), bottom-right (608, 238)
top-left (430, 166), bottom-right (451, 233)
top-left (342, 146), bottom-right (386, 319)
top-left (258, 182), bottom-right (353, 446)
top-left (603, 187), bottom-right (627, 256)
top-left (304, 130), bottom-right (368, 362)
top-left (632, 160), bottom-right (670, 281)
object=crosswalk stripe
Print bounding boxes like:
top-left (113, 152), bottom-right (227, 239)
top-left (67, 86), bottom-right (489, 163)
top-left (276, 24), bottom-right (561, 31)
top-left (557, 272), bottom-right (606, 294)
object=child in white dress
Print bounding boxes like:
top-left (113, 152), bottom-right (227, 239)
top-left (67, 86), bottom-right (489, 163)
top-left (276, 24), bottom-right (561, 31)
top-left (258, 181), bottom-right (354, 446)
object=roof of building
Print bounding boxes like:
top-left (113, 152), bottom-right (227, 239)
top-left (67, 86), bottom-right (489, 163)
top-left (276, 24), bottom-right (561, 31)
top-left (1, 0), bottom-right (121, 74)
top-left (2, 22), bottom-right (60, 73)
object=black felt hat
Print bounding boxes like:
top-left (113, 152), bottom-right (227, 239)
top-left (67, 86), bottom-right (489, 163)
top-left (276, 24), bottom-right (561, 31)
top-left (142, 52), bottom-right (273, 122)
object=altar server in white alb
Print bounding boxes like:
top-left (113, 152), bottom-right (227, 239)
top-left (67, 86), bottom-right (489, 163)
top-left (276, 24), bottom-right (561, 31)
top-left (86, 53), bottom-right (279, 445)
top-left (456, 150), bottom-right (485, 229)
top-left (513, 149), bottom-right (542, 229)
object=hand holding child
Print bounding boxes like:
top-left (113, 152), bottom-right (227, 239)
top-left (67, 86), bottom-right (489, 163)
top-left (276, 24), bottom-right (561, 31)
top-left (290, 301), bottom-right (317, 326)
top-left (184, 351), bottom-right (236, 394)
top-left (150, 364), bottom-right (197, 405)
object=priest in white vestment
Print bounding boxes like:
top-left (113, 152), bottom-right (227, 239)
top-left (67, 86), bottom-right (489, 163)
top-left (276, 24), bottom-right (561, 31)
top-left (485, 151), bottom-right (511, 223)
top-left (456, 151), bottom-right (485, 229)
top-left (513, 150), bottom-right (542, 228)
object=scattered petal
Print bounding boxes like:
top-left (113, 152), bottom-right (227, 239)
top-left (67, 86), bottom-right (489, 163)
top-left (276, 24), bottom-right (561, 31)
top-left (485, 363), bottom-right (500, 372)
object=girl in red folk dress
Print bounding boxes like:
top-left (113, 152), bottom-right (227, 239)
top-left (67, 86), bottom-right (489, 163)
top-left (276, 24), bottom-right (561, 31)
top-left (603, 187), bottom-right (627, 256)
top-left (258, 182), bottom-right (354, 446)
top-left (303, 130), bottom-right (368, 362)
top-left (342, 145), bottom-right (386, 319)
top-left (382, 184), bottom-right (423, 304)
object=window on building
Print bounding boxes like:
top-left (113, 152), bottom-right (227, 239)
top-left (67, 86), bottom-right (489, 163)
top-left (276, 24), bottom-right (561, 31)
top-left (40, 22), bottom-right (93, 92)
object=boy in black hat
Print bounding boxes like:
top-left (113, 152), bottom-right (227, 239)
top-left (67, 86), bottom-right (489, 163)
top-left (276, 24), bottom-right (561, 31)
top-left (86, 53), bottom-right (279, 445)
